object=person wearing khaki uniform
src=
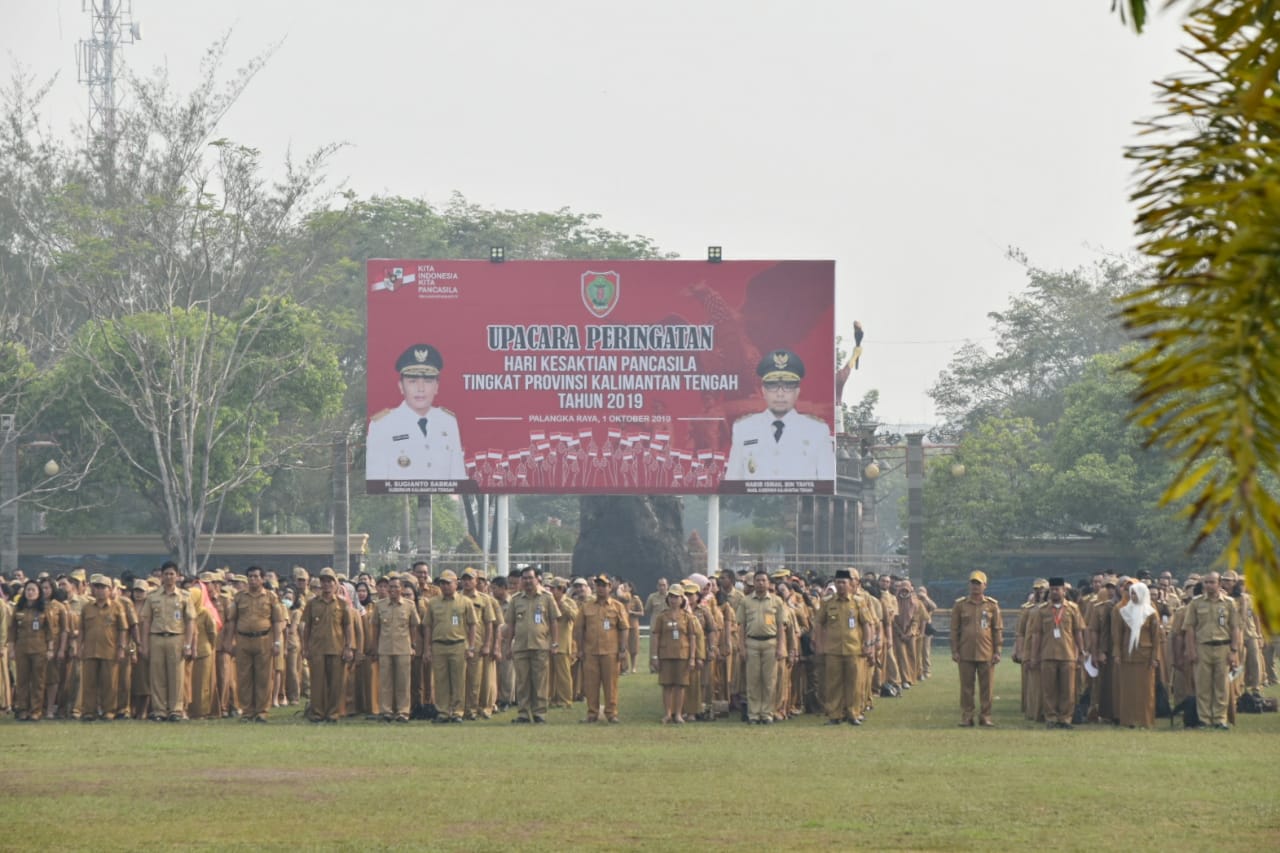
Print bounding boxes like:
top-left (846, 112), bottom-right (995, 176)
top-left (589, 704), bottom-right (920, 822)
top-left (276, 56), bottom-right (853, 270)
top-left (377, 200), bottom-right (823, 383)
top-left (734, 570), bottom-right (789, 724)
top-left (1112, 581), bottom-right (1163, 728)
top-left (1029, 577), bottom-right (1085, 729)
top-left (139, 564), bottom-right (195, 722)
top-left (0, 594), bottom-right (12, 713)
top-left (652, 589), bottom-right (698, 724)
top-left (951, 570), bottom-right (1002, 727)
top-left (1087, 580), bottom-right (1118, 722)
top-left (372, 576), bottom-right (421, 722)
top-left (224, 567), bottom-right (282, 723)
top-left (460, 569), bottom-right (496, 720)
top-left (503, 567), bottom-right (560, 724)
top-left (1014, 580), bottom-right (1048, 721)
top-left (575, 574), bottom-right (630, 723)
top-left (815, 569), bottom-right (875, 725)
top-left (548, 578), bottom-right (579, 709)
top-left (9, 580), bottom-right (58, 720)
top-left (301, 568), bottom-right (355, 723)
top-left (186, 583), bottom-right (220, 720)
top-left (1183, 572), bottom-right (1241, 729)
top-left (423, 570), bottom-right (477, 723)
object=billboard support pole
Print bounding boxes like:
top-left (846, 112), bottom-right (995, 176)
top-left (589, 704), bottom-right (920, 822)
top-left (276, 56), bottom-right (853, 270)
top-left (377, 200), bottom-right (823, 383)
top-left (332, 432), bottom-right (350, 575)
top-left (496, 494), bottom-right (509, 577)
top-left (481, 494), bottom-right (490, 566)
top-left (707, 495), bottom-right (720, 576)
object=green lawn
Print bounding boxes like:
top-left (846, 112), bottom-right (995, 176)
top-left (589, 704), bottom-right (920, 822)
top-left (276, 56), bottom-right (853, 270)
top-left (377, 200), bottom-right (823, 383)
top-left (2, 657), bottom-right (1278, 851)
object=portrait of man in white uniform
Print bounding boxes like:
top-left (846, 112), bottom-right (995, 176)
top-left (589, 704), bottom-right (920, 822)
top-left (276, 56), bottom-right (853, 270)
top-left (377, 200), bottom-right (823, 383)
top-left (367, 343), bottom-right (467, 480)
top-left (725, 349), bottom-right (833, 481)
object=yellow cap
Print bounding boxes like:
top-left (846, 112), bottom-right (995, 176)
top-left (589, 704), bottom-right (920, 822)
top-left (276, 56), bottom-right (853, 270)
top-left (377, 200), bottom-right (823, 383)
top-left (968, 570), bottom-right (988, 584)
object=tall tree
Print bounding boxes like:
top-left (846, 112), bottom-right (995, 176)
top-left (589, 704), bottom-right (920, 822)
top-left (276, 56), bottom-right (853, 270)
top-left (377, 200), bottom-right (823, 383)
top-left (5, 43), bottom-right (347, 571)
top-left (1118, 0), bottom-right (1280, 629)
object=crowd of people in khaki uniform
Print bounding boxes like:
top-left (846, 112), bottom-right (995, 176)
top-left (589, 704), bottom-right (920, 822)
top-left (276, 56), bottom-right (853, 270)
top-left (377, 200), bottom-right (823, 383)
top-left (0, 560), bottom-right (938, 727)
top-left (1011, 569), bottom-right (1276, 730)
top-left (4, 559), bottom-right (1273, 730)
top-left (646, 565), bottom-right (937, 726)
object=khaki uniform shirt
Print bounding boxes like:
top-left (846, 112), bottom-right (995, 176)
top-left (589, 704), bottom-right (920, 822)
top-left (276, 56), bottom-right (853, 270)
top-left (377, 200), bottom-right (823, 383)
top-left (424, 594), bottom-right (477, 644)
top-left (1183, 595), bottom-right (1239, 645)
top-left (79, 599), bottom-right (128, 660)
top-left (373, 598), bottom-right (421, 656)
top-left (505, 590), bottom-right (560, 652)
top-left (1030, 601), bottom-right (1084, 661)
top-left (230, 589), bottom-right (279, 634)
top-left (645, 590), bottom-right (667, 621)
top-left (950, 595), bottom-right (1002, 662)
top-left (577, 598), bottom-right (630, 655)
top-left (817, 595), bottom-right (870, 656)
top-left (11, 605), bottom-right (59, 654)
top-left (142, 588), bottom-right (194, 635)
top-left (302, 596), bottom-right (351, 655)
top-left (553, 595), bottom-right (578, 656)
top-left (735, 593), bottom-right (787, 640)
top-left (193, 609), bottom-right (218, 658)
top-left (653, 605), bottom-right (697, 659)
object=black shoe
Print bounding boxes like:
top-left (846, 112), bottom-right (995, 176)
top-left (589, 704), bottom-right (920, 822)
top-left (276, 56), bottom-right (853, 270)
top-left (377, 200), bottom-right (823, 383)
top-left (512, 716), bottom-right (531, 724)
top-left (533, 716), bottom-right (547, 724)
top-left (824, 719), bottom-right (843, 726)
top-left (760, 717), bottom-right (772, 725)
top-left (169, 713), bottom-right (183, 723)
top-left (846, 717), bottom-right (862, 726)
top-left (1214, 723), bottom-right (1230, 730)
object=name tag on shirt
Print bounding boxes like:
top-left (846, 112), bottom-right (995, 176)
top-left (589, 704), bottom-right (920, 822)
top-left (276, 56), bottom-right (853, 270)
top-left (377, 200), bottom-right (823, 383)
top-left (980, 614), bottom-right (989, 629)
top-left (451, 615), bottom-right (459, 626)
top-left (534, 611), bottom-right (543, 625)
top-left (1053, 628), bottom-right (1061, 639)
top-left (848, 617), bottom-right (857, 629)
top-left (602, 619), bottom-right (611, 630)
top-left (32, 618), bottom-right (40, 630)
top-left (174, 610), bottom-right (182, 622)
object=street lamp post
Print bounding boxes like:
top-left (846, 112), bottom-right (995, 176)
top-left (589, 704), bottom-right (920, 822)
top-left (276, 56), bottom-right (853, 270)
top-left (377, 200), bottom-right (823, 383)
top-left (1, 414), bottom-right (63, 573)
top-left (1, 415), bottom-right (17, 573)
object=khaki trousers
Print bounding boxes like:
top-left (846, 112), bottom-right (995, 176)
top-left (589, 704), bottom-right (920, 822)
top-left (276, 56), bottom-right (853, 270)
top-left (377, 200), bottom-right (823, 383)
top-left (15, 652), bottom-right (47, 718)
top-left (149, 634), bottom-right (185, 717)
top-left (379, 654), bottom-right (412, 717)
top-left (1041, 659), bottom-right (1075, 724)
top-left (464, 653), bottom-right (483, 716)
top-left (79, 657), bottom-right (119, 719)
top-left (187, 655), bottom-right (214, 719)
top-left (894, 636), bottom-right (917, 683)
top-left (1194, 643), bottom-right (1231, 726)
top-left (745, 637), bottom-right (778, 721)
top-left (482, 655), bottom-right (497, 712)
top-left (583, 654), bottom-right (620, 719)
top-left (235, 635), bottom-right (273, 719)
top-left (310, 653), bottom-right (346, 720)
top-left (957, 659), bottom-right (993, 722)
top-left (115, 655), bottom-right (132, 716)
top-left (431, 645), bottom-right (467, 719)
top-left (549, 651), bottom-right (574, 707)
top-left (823, 654), bottom-right (859, 721)
top-left (285, 647), bottom-right (302, 704)
top-left (498, 656), bottom-right (515, 705)
top-left (513, 649), bottom-right (550, 718)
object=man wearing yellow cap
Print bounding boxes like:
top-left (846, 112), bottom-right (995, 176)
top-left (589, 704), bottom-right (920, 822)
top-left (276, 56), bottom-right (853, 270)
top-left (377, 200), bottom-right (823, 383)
top-left (366, 343), bottom-right (467, 480)
top-left (725, 350), bottom-right (834, 481)
top-left (950, 570), bottom-right (1002, 727)
top-left (77, 574), bottom-right (129, 720)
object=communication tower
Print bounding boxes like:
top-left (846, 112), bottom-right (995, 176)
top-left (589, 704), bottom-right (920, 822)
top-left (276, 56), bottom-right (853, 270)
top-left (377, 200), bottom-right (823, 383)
top-left (76, 0), bottom-right (142, 143)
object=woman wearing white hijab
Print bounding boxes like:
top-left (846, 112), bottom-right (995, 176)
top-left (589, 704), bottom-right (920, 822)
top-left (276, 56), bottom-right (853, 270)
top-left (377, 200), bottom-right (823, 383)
top-left (1111, 581), bottom-right (1163, 727)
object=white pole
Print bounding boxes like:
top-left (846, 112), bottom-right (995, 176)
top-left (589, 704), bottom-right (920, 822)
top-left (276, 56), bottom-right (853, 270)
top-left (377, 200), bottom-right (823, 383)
top-left (707, 495), bottom-right (720, 577)
top-left (497, 494), bottom-right (510, 577)
top-left (481, 493), bottom-right (490, 565)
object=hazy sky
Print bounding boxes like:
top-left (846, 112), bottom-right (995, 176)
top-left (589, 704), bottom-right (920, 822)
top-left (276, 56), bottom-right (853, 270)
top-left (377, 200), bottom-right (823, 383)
top-left (2, 1), bottom-right (1189, 426)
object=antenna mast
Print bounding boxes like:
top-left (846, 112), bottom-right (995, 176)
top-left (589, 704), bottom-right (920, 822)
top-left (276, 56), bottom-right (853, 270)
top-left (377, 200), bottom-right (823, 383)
top-left (77, 0), bottom-right (141, 145)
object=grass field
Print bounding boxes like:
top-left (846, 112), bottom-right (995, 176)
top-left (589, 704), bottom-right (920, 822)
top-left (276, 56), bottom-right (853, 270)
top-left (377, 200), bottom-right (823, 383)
top-left (2, 657), bottom-right (1278, 851)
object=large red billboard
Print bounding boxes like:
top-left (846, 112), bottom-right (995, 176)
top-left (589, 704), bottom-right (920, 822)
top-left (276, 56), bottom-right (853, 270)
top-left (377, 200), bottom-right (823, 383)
top-left (365, 260), bottom-right (835, 495)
